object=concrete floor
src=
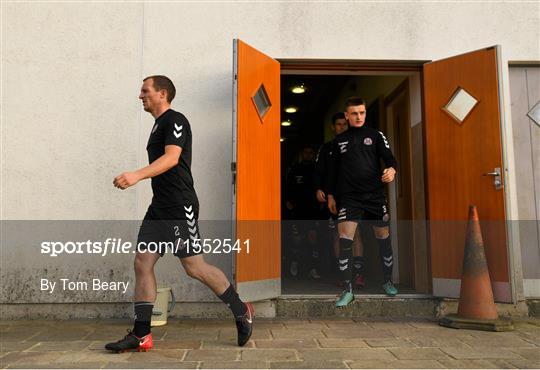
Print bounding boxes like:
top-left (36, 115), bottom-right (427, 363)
top-left (1, 317), bottom-right (539, 369)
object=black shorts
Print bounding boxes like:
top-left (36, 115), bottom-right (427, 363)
top-left (137, 204), bottom-right (202, 258)
top-left (337, 192), bottom-right (390, 227)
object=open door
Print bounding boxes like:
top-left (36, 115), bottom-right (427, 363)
top-left (424, 46), bottom-right (511, 302)
top-left (232, 39), bottom-right (281, 301)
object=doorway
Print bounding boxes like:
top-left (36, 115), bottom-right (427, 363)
top-left (278, 67), bottom-right (429, 296)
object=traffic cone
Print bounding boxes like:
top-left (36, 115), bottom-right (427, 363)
top-left (439, 205), bottom-right (513, 331)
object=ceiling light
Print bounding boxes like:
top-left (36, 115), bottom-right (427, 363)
top-left (280, 138), bottom-right (285, 142)
top-left (281, 120), bottom-right (292, 127)
top-left (291, 84), bottom-right (306, 94)
top-left (284, 106), bottom-right (298, 113)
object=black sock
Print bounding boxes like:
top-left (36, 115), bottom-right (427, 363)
top-left (338, 237), bottom-right (353, 291)
top-left (218, 284), bottom-right (247, 319)
top-left (133, 301), bottom-right (153, 337)
top-left (377, 236), bottom-right (393, 282)
top-left (353, 256), bottom-right (364, 275)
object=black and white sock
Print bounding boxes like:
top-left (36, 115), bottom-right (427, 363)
top-left (353, 256), bottom-right (364, 276)
top-left (377, 236), bottom-right (393, 283)
top-left (338, 237), bottom-right (353, 292)
top-left (218, 284), bottom-right (247, 319)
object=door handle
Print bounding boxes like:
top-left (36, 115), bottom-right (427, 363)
top-left (482, 167), bottom-right (502, 190)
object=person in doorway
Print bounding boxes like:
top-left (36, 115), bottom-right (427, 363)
top-left (106, 75), bottom-right (253, 352)
top-left (314, 113), bottom-right (365, 288)
top-left (328, 97), bottom-right (398, 306)
top-left (285, 144), bottom-right (322, 279)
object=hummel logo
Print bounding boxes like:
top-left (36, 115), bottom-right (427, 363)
top-left (174, 123), bottom-right (183, 139)
top-left (379, 131), bottom-right (390, 149)
top-left (338, 141), bottom-right (348, 153)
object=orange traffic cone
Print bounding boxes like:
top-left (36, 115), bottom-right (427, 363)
top-left (439, 205), bottom-right (513, 331)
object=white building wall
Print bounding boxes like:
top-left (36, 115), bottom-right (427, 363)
top-left (2, 2), bottom-right (539, 309)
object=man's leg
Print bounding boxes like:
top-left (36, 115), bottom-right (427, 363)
top-left (336, 221), bottom-right (357, 307)
top-left (306, 228), bottom-right (321, 279)
top-left (352, 228), bottom-right (365, 288)
top-left (373, 226), bottom-right (397, 296)
top-left (180, 255), bottom-right (253, 346)
top-left (105, 250), bottom-right (160, 352)
top-left (133, 251), bottom-right (161, 337)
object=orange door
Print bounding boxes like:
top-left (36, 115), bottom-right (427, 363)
top-left (424, 46), bottom-right (511, 302)
top-left (232, 39), bottom-right (281, 301)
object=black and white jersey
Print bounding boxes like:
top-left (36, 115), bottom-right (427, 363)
top-left (146, 109), bottom-right (199, 209)
top-left (328, 126), bottom-right (397, 197)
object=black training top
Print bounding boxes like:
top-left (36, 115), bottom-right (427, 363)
top-left (327, 126), bottom-right (397, 197)
top-left (286, 161), bottom-right (318, 211)
top-left (146, 109), bottom-right (199, 209)
top-left (314, 140), bottom-right (333, 193)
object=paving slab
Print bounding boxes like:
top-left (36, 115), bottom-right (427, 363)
top-left (270, 329), bottom-right (325, 339)
top-left (184, 348), bottom-right (239, 361)
top-left (389, 347), bottom-right (451, 360)
top-left (152, 339), bottom-right (201, 350)
top-left (461, 336), bottom-right (535, 348)
top-left (241, 348), bottom-right (298, 361)
top-left (10, 362), bottom-right (106, 369)
top-left (218, 328), bottom-right (271, 340)
top-left (26, 341), bottom-right (92, 352)
top-left (201, 360), bottom-right (270, 368)
top-left (437, 358), bottom-right (511, 368)
top-left (407, 336), bottom-right (470, 348)
top-left (323, 328), bottom-right (395, 339)
top-left (298, 348), bottom-right (395, 361)
top-left (506, 358), bottom-right (540, 369)
top-left (348, 359), bottom-right (445, 368)
top-left (508, 347), bottom-right (540, 361)
top-left (202, 339), bottom-right (255, 348)
top-left (254, 339), bottom-right (318, 348)
top-left (124, 349), bottom-right (187, 362)
top-left (0, 342), bottom-right (38, 352)
top-left (365, 338), bottom-right (416, 348)
top-left (317, 339), bottom-right (369, 348)
top-left (164, 329), bottom-right (219, 340)
top-left (1, 317), bottom-right (538, 369)
top-left (1, 351), bottom-right (68, 367)
top-left (441, 346), bottom-right (523, 359)
top-left (270, 360), bottom-right (348, 368)
top-left (103, 361), bottom-right (198, 369)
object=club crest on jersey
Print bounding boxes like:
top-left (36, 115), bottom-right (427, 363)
top-left (338, 141), bottom-right (348, 153)
top-left (151, 124), bottom-right (158, 134)
top-left (363, 137), bottom-right (373, 146)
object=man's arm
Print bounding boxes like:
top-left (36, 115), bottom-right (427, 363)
top-left (326, 140), bottom-right (339, 214)
top-left (314, 144), bottom-right (328, 202)
top-left (377, 131), bottom-right (397, 183)
top-left (113, 145), bottom-right (181, 190)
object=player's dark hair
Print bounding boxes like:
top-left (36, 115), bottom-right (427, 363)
top-left (345, 96), bottom-right (366, 110)
top-left (331, 112), bottom-right (345, 124)
top-left (144, 75), bottom-right (176, 103)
